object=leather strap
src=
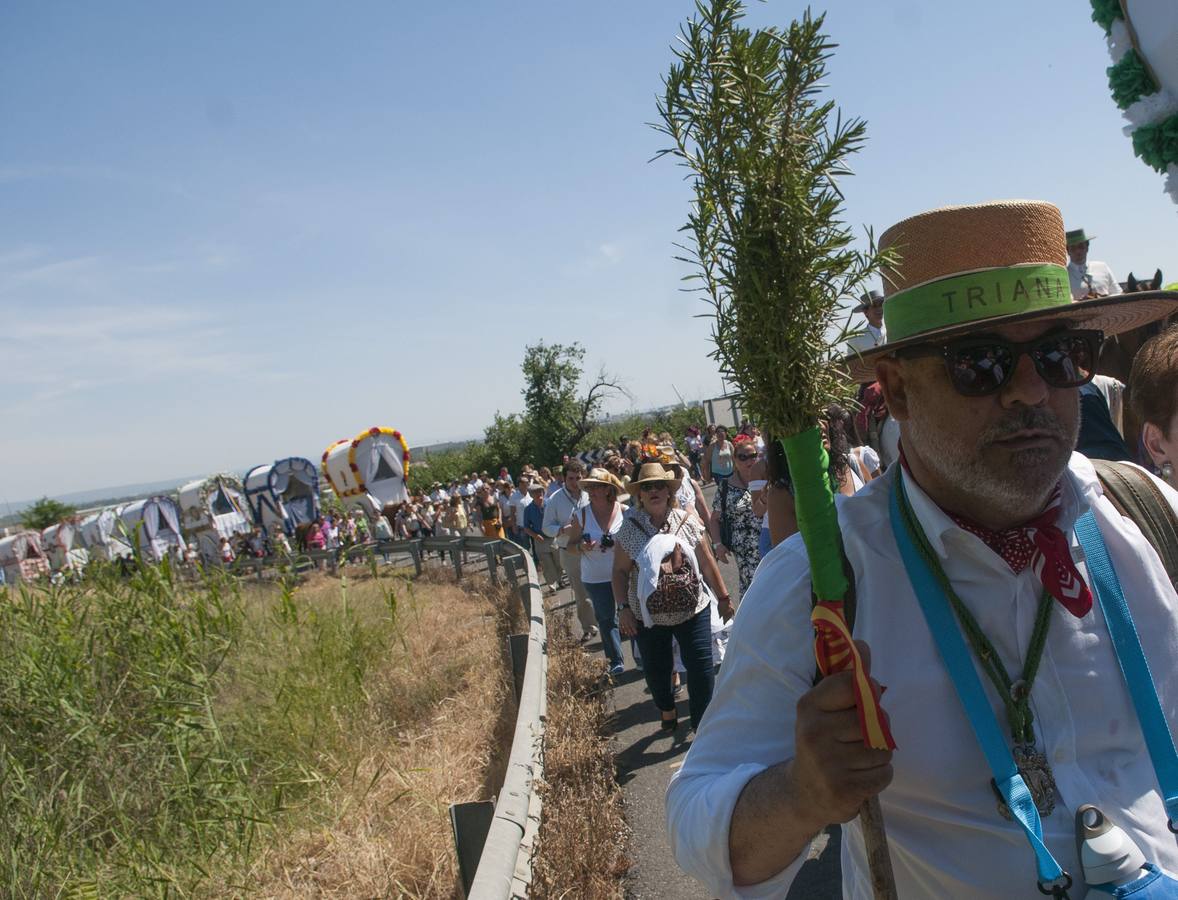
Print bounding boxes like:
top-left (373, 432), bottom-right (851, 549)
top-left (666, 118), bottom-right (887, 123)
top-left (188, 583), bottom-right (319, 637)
top-left (1091, 459), bottom-right (1178, 591)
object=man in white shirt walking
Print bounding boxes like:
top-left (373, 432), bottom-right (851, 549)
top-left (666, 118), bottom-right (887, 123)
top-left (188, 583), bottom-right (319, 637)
top-left (505, 475), bottom-right (533, 544)
top-left (844, 289), bottom-right (887, 356)
top-left (541, 459), bottom-right (598, 640)
top-left (667, 200), bottom-right (1178, 898)
top-left (1066, 228), bottom-right (1119, 300)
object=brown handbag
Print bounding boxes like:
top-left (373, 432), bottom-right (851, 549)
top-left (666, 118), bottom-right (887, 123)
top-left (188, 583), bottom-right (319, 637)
top-left (636, 517), bottom-right (701, 617)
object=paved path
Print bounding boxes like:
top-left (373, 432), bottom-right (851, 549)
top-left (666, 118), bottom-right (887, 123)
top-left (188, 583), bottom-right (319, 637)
top-left (546, 484), bottom-right (841, 898)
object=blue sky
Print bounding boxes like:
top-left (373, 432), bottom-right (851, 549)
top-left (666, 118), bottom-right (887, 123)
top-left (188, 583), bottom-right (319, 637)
top-left (2, 1), bottom-right (1174, 502)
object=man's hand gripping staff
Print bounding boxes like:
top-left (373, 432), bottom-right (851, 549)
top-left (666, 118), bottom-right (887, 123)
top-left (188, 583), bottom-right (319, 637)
top-left (782, 426), bottom-right (898, 896)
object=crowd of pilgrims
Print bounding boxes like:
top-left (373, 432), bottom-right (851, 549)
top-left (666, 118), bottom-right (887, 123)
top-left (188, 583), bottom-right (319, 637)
top-left (297, 417), bottom-right (880, 725)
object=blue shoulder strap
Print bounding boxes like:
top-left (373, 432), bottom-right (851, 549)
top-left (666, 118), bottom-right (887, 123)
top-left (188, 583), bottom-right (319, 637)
top-left (888, 482), bottom-right (1068, 887)
top-left (1074, 509), bottom-right (1178, 827)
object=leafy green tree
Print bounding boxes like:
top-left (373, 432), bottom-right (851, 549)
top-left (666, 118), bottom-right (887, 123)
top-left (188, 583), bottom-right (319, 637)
top-left (482, 412), bottom-right (533, 475)
top-left (521, 341), bottom-right (627, 464)
top-left (21, 497), bottom-right (77, 531)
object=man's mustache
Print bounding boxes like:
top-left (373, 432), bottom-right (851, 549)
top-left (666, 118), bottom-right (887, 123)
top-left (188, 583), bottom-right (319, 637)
top-left (981, 408), bottom-right (1069, 444)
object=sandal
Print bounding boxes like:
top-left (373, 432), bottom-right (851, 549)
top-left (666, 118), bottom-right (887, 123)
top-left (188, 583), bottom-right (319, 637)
top-left (660, 711), bottom-right (678, 731)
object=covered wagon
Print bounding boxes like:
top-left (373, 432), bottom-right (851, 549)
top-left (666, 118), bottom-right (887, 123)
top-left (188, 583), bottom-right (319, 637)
top-left (244, 457), bottom-right (320, 537)
top-left (0, 530), bottom-right (51, 583)
top-left (78, 508), bottom-right (133, 561)
top-left (117, 496), bottom-right (185, 563)
top-left (321, 427), bottom-right (410, 517)
top-left (178, 474), bottom-right (252, 563)
top-left (42, 519), bottom-right (89, 574)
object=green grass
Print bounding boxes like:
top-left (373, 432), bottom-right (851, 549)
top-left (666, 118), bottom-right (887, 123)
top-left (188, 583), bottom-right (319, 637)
top-left (0, 561), bottom-right (416, 898)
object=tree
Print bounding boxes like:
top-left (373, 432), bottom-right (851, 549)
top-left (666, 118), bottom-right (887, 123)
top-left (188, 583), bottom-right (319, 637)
top-left (521, 341), bottom-right (628, 463)
top-left (21, 497), bottom-right (77, 531)
top-left (482, 412), bottom-right (532, 475)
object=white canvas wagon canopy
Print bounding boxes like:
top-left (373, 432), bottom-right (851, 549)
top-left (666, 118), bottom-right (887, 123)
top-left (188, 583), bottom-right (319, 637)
top-left (321, 427), bottom-right (410, 517)
top-left (178, 474), bottom-right (251, 563)
top-left (118, 496), bottom-right (184, 563)
top-left (42, 520), bottom-right (89, 573)
top-left (79, 508), bottom-right (133, 561)
top-left (244, 457), bottom-right (320, 537)
top-left (0, 530), bottom-right (51, 583)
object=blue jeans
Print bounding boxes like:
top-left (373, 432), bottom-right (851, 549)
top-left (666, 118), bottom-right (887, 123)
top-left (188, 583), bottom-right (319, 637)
top-left (584, 580), bottom-right (624, 668)
top-left (634, 605), bottom-right (715, 730)
top-left (759, 525), bottom-right (772, 559)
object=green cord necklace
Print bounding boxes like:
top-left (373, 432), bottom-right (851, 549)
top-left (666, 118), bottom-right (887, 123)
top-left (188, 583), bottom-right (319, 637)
top-left (897, 476), bottom-right (1058, 819)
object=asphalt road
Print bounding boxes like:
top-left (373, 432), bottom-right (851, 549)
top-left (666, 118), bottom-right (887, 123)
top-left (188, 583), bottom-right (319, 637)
top-left (546, 483), bottom-right (841, 899)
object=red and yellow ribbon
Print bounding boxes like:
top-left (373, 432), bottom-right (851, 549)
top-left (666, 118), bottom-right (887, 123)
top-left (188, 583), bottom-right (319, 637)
top-left (812, 601), bottom-right (896, 751)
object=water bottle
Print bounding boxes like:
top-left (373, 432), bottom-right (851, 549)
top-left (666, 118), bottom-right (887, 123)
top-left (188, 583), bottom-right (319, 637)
top-left (1076, 804), bottom-right (1149, 887)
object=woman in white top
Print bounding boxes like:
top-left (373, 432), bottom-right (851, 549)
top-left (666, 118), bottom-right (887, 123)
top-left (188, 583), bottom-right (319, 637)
top-left (564, 468), bottom-right (628, 675)
top-left (849, 443), bottom-right (882, 492)
top-left (705, 426), bottom-right (735, 483)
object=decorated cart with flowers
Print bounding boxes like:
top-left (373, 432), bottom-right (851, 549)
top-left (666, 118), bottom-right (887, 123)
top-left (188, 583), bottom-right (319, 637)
top-left (243, 457), bottom-right (320, 537)
top-left (178, 474), bottom-right (252, 563)
top-left (42, 519), bottom-right (89, 574)
top-left (117, 496), bottom-right (185, 563)
top-left (321, 427), bottom-right (410, 518)
top-left (0, 530), bottom-right (51, 583)
top-left (1092, 0), bottom-right (1178, 203)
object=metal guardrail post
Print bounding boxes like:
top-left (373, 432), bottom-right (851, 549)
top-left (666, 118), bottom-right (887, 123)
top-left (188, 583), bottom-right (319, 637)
top-left (460, 537), bottom-right (505, 584)
top-left (421, 536), bottom-right (464, 579)
top-left (450, 800), bottom-right (496, 898)
top-left (507, 632), bottom-right (528, 705)
top-left (466, 541), bottom-right (546, 899)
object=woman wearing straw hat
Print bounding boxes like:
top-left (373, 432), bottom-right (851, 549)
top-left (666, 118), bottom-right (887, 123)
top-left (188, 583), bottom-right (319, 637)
top-left (565, 468), bottom-right (630, 675)
top-left (612, 462), bottom-right (734, 732)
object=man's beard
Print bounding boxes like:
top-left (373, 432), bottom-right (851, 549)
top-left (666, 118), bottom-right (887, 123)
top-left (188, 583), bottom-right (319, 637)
top-left (904, 397), bottom-right (1079, 522)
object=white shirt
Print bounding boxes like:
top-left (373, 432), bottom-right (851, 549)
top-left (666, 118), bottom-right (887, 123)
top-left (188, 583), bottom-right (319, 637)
top-left (507, 489), bottom-right (532, 527)
top-left (849, 445), bottom-right (881, 492)
top-left (846, 321), bottom-right (886, 355)
top-left (667, 454), bottom-right (1178, 899)
top-left (541, 485), bottom-right (590, 548)
top-left (1068, 260), bottom-right (1119, 300)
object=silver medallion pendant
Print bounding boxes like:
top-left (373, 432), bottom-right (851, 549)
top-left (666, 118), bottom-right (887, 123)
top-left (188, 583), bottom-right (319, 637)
top-left (994, 744), bottom-right (1058, 821)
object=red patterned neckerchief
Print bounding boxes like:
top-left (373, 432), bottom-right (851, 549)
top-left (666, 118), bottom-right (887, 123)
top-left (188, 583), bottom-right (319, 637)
top-left (899, 449), bottom-right (1093, 618)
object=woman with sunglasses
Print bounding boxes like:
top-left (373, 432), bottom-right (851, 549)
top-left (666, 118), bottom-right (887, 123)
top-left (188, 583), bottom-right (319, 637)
top-left (613, 463), bottom-right (733, 732)
top-left (708, 434), bottom-right (768, 596)
top-left (565, 468), bottom-right (629, 675)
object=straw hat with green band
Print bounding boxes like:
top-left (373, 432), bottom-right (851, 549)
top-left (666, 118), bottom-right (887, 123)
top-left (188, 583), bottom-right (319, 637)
top-left (844, 199), bottom-right (1178, 383)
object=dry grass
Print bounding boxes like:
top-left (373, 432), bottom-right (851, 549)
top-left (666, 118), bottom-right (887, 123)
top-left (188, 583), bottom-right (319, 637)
top-left (228, 572), bottom-right (518, 898)
top-left (530, 612), bottom-right (630, 899)
top-left (0, 560), bottom-right (520, 899)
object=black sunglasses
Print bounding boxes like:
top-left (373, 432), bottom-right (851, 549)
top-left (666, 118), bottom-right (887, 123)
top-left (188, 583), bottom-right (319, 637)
top-left (600, 534), bottom-right (615, 550)
top-left (735, 453), bottom-right (758, 461)
top-left (897, 328), bottom-right (1103, 397)
top-left (639, 482), bottom-right (667, 493)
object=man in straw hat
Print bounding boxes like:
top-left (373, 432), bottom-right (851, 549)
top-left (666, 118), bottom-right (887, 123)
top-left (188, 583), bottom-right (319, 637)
top-left (1066, 227), bottom-right (1118, 300)
top-left (667, 200), bottom-right (1178, 897)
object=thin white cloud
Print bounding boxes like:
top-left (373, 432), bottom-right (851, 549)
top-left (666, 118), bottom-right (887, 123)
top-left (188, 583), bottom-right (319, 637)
top-left (562, 238), bottom-right (628, 276)
top-left (0, 163), bottom-right (197, 201)
top-left (0, 254), bottom-right (104, 294)
top-left (0, 303), bottom-right (274, 415)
